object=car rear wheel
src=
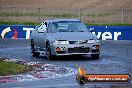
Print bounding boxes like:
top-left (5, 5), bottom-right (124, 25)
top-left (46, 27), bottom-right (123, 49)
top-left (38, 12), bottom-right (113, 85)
top-left (46, 43), bottom-right (55, 60)
top-left (91, 54), bottom-right (99, 59)
top-left (31, 39), bottom-right (40, 57)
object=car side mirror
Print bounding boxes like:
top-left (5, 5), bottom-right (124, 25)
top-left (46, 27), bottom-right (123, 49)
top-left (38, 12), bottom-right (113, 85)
top-left (89, 28), bottom-right (95, 32)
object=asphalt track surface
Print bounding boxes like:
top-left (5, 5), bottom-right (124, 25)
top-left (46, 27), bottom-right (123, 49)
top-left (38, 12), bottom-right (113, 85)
top-left (0, 39), bottom-right (132, 88)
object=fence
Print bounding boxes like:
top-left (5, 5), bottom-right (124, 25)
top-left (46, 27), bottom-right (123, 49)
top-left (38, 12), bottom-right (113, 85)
top-left (0, 7), bottom-right (132, 24)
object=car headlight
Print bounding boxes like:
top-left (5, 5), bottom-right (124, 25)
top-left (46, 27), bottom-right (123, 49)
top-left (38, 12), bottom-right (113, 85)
top-left (96, 40), bottom-right (100, 43)
top-left (53, 41), bottom-right (69, 45)
top-left (87, 40), bottom-right (100, 43)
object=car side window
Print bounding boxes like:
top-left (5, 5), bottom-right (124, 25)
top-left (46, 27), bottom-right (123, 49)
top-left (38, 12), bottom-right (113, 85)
top-left (47, 23), bottom-right (57, 33)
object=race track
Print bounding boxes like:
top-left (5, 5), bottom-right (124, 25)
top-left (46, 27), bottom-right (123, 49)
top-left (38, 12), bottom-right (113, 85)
top-left (0, 39), bottom-right (132, 88)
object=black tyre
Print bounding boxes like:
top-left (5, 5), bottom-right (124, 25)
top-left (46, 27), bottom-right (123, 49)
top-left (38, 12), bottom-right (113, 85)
top-left (91, 54), bottom-right (99, 59)
top-left (46, 43), bottom-right (55, 60)
top-left (31, 39), bottom-right (40, 57)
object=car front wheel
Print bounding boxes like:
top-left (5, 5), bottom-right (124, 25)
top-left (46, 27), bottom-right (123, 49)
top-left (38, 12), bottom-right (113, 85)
top-left (31, 39), bottom-right (40, 57)
top-left (46, 43), bottom-right (55, 60)
top-left (91, 54), bottom-right (99, 59)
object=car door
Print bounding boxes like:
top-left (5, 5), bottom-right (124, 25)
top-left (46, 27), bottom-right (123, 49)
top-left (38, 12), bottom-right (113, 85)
top-left (37, 23), bottom-right (47, 49)
top-left (34, 23), bottom-right (42, 47)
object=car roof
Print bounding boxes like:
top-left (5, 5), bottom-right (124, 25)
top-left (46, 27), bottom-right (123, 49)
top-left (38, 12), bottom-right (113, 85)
top-left (43, 19), bottom-right (80, 23)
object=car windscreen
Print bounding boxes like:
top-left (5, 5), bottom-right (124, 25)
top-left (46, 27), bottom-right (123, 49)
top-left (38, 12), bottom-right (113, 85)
top-left (47, 21), bottom-right (88, 33)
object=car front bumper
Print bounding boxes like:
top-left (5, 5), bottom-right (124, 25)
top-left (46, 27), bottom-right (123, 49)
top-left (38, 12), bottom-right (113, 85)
top-left (50, 43), bottom-right (100, 56)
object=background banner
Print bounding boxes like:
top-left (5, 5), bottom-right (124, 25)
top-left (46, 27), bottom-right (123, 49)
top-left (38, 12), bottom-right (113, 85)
top-left (0, 25), bottom-right (132, 40)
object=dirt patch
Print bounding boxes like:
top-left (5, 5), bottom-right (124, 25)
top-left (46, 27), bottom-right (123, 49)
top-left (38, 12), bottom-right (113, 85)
top-left (0, 0), bottom-right (132, 23)
top-left (0, 0), bottom-right (131, 10)
top-left (0, 58), bottom-right (76, 83)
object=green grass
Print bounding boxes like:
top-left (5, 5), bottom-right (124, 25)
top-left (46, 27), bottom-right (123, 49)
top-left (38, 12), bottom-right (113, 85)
top-left (0, 12), bottom-right (78, 18)
top-left (0, 12), bottom-right (39, 17)
top-left (0, 22), bottom-right (39, 26)
top-left (86, 13), bottom-right (114, 17)
top-left (1, 12), bottom-right (113, 18)
top-left (85, 23), bottom-right (132, 26)
top-left (43, 13), bottom-right (78, 18)
top-left (0, 21), bottom-right (131, 26)
top-left (0, 61), bottom-right (32, 76)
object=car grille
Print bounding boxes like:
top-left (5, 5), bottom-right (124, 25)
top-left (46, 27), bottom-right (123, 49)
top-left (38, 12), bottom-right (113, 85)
top-left (68, 47), bottom-right (90, 53)
top-left (69, 40), bottom-right (88, 44)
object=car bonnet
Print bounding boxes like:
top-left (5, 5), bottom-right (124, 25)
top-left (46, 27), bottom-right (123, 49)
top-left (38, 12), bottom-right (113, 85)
top-left (50, 32), bottom-right (97, 41)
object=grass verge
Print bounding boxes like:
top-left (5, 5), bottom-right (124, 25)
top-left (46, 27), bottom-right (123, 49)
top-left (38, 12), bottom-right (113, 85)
top-left (0, 12), bottom-right (78, 18)
top-left (43, 13), bottom-right (78, 18)
top-left (0, 21), bottom-right (132, 26)
top-left (85, 23), bottom-right (132, 26)
top-left (0, 61), bottom-right (32, 76)
top-left (0, 22), bottom-right (39, 26)
top-left (86, 13), bottom-right (114, 17)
